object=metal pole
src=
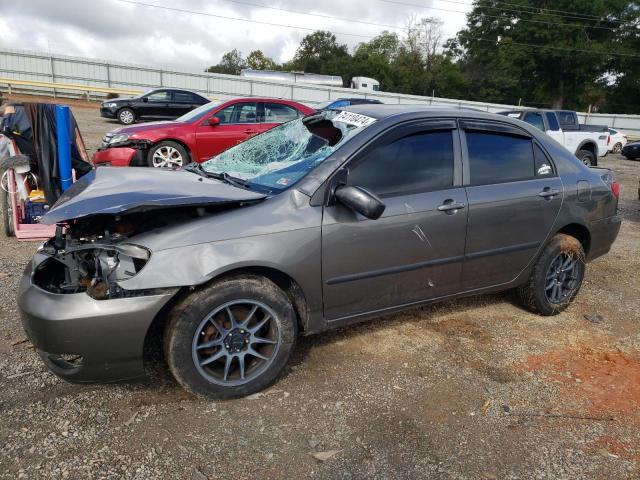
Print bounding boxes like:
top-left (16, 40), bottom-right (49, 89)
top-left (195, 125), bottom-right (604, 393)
top-left (106, 62), bottom-right (111, 88)
top-left (55, 105), bottom-right (73, 192)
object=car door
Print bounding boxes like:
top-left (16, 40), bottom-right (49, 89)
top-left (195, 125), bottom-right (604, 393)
top-left (194, 101), bottom-right (259, 161)
top-left (321, 121), bottom-right (468, 322)
top-left (260, 102), bottom-right (300, 133)
top-left (169, 91), bottom-right (199, 117)
top-left (140, 90), bottom-right (172, 118)
top-left (459, 120), bottom-right (563, 289)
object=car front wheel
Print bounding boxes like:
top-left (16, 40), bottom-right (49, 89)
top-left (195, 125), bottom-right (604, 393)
top-left (147, 141), bottom-right (188, 168)
top-left (117, 108), bottom-right (136, 125)
top-left (516, 234), bottom-right (585, 316)
top-left (613, 142), bottom-right (623, 153)
top-left (164, 275), bottom-right (297, 399)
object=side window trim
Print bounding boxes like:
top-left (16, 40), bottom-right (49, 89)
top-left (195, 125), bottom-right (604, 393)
top-left (459, 119), bottom-right (532, 138)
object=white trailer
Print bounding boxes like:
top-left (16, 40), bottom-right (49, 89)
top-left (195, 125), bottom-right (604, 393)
top-left (240, 69), bottom-right (380, 92)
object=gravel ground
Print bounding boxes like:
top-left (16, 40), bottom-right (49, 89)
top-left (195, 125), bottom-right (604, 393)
top-left (1, 98), bottom-right (639, 479)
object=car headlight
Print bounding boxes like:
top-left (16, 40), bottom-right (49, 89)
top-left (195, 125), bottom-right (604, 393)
top-left (105, 102), bottom-right (118, 108)
top-left (108, 133), bottom-right (130, 145)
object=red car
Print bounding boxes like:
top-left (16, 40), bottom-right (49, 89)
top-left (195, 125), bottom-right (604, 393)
top-left (92, 98), bottom-right (315, 167)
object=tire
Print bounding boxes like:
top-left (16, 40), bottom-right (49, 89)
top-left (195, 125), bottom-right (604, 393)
top-left (117, 108), bottom-right (136, 125)
top-left (1, 186), bottom-right (14, 237)
top-left (613, 142), bottom-right (623, 154)
top-left (516, 234), bottom-right (585, 316)
top-left (147, 141), bottom-right (189, 168)
top-left (164, 275), bottom-right (298, 399)
top-left (576, 149), bottom-right (596, 166)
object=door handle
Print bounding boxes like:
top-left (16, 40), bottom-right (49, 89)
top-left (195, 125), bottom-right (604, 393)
top-left (538, 188), bottom-right (560, 199)
top-left (244, 129), bottom-right (257, 134)
top-left (437, 200), bottom-right (466, 213)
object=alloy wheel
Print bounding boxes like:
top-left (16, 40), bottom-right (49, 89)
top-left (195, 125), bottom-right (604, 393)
top-left (191, 300), bottom-right (281, 386)
top-left (152, 146), bottom-right (184, 168)
top-left (119, 110), bottom-right (134, 124)
top-left (545, 253), bottom-right (580, 304)
top-left (613, 143), bottom-right (622, 153)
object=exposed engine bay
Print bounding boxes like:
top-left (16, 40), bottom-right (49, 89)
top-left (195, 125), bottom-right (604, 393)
top-left (33, 209), bottom-right (202, 299)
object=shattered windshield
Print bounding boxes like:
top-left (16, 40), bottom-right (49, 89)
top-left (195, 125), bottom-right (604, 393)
top-left (201, 110), bottom-right (377, 192)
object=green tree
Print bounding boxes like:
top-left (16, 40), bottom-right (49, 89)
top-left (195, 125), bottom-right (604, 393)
top-left (286, 31), bottom-right (351, 84)
top-left (207, 49), bottom-right (246, 75)
top-left (602, 3), bottom-right (640, 113)
top-left (448, 0), bottom-right (632, 110)
top-left (246, 50), bottom-right (279, 70)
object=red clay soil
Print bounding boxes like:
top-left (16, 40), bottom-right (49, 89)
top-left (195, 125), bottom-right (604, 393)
top-left (525, 345), bottom-right (640, 416)
top-left (590, 434), bottom-right (638, 460)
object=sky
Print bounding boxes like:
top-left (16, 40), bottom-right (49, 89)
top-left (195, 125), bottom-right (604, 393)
top-left (0, 0), bottom-right (470, 72)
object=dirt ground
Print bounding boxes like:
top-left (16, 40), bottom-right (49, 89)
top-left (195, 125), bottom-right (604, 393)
top-left (1, 97), bottom-right (639, 479)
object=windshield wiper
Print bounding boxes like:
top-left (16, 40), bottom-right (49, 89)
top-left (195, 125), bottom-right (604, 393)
top-left (183, 163), bottom-right (250, 189)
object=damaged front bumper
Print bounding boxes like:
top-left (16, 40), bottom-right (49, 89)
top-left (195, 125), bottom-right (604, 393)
top-left (92, 139), bottom-right (152, 167)
top-left (18, 260), bottom-right (177, 382)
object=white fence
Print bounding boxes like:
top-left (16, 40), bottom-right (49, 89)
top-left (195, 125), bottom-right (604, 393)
top-left (2, 48), bottom-right (640, 135)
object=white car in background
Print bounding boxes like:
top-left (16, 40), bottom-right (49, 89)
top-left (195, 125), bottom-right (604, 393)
top-left (608, 128), bottom-right (628, 153)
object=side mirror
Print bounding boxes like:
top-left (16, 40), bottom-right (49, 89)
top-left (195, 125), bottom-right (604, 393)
top-left (208, 116), bottom-right (221, 126)
top-left (334, 185), bottom-right (385, 220)
top-left (141, 97), bottom-right (148, 103)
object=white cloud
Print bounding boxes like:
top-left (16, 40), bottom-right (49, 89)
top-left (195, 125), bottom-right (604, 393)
top-left (0, 0), bottom-right (470, 71)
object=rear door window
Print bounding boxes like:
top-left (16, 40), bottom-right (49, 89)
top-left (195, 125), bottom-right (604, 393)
top-left (557, 111), bottom-right (577, 127)
top-left (173, 91), bottom-right (196, 103)
top-left (466, 132), bottom-right (535, 185)
top-left (348, 130), bottom-right (454, 197)
top-left (262, 103), bottom-right (300, 123)
top-left (523, 112), bottom-right (545, 131)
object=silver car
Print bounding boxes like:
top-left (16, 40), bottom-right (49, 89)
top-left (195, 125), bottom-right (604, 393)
top-left (18, 106), bottom-right (621, 398)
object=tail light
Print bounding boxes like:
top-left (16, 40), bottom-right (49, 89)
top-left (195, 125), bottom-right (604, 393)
top-left (611, 181), bottom-right (620, 199)
top-left (601, 172), bottom-right (620, 199)
top-left (608, 135), bottom-right (611, 145)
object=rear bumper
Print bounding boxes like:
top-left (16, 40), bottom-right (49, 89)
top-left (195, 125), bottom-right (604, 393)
top-left (92, 147), bottom-right (137, 167)
top-left (18, 262), bottom-right (177, 383)
top-left (587, 214), bottom-right (622, 262)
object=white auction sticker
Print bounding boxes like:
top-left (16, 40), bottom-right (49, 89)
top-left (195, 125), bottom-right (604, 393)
top-left (333, 110), bottom-right (378, 128)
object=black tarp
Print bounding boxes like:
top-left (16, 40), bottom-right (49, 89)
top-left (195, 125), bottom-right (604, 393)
top-left (1, 102), bottom-right (92, 205)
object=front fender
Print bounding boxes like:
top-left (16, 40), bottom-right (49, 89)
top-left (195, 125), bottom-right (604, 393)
top-left (117, 228), bottom-right (323, 319)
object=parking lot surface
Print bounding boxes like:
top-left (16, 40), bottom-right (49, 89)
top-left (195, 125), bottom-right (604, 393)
top-left (1, 98), bottom-right (639, 479)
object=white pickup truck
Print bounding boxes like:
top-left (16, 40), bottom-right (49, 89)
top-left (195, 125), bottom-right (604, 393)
top-left (499, 109), bottom-right (609, 166)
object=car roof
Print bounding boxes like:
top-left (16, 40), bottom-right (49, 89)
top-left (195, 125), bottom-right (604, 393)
top-left (338, 104), bottom-right (487, 120)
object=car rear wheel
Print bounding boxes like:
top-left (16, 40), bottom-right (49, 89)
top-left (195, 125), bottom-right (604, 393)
top-left (147, 141), bottom-right (188, 168)
top-left (164, 275), bottom-right (297, 399)
top-left (613, 142), bottom-right (623, 153)
top-left (516, 234), bottom-right (585, 316)
top-left (577, 149), bottom-right (596, 166)
top-left (117, 108), bottom-right (136, 125)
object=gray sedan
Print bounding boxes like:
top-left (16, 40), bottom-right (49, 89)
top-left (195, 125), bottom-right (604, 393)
top-left (18, 106), bottom-right (621, 399)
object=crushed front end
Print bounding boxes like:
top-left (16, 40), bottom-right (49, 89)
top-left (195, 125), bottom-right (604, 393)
top-left (18, 217), bottom-right (179, 383)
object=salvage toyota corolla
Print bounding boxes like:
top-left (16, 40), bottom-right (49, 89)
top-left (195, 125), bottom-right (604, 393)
top-left (18, 106), bottom-right (621, 399)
